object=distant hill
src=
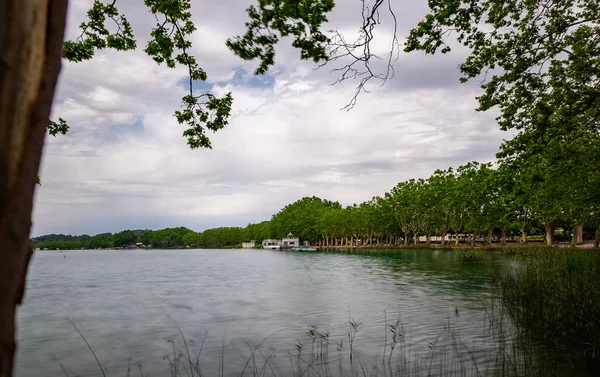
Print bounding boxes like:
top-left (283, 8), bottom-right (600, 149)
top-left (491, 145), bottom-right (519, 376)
top-left (31, 233), bottom-right (91, 244)
top-left (31, 230), bottom-right (151, 245)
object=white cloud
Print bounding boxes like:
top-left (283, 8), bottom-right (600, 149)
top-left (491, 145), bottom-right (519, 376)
top-left (32, 0), bottom-right (510, 236)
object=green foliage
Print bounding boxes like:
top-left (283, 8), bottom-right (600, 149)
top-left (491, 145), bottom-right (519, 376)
top-left (149, 227), bottom-right (194, 248)
top-left (88, 233), bottom-right (114, 249)
top-left (53, 0), bottom-right (336, 149)
top-left (62, 0), bottom-right (136, 61)
top-left (58, 0), bottom-right (234, 149)
top-left (270, 196), bottom-right (342, 242)
top-left (497, 247), bottom-right (600, 356)
top-left (33, 154), bottom-right (600, 250)
top-left (404, 0), bottom-right (600, 162)
top-left (455, 249), bottom-right (485, 264)
top-left (32, 233), bottom-right (91, 250)
top-left (182, 230), bottom-right (201, 246)
top-left (48, 118), bottom-right (69, 137)
top-left (113, 229), bottom-right (137, 247)
top-left (32, 228), bottom-right (197, 249)
top-left (226, 0), bottom-right (335, 75)
top-left (198, 227), bottom-right (246, 248)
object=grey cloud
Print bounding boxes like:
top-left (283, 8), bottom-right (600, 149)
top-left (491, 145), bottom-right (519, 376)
top-left (33, 0), bottom-right (511, 237)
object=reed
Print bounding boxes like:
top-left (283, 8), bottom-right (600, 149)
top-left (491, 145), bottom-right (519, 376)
top-left (58, 305), bottom-right (565, 377)
top-left (494, 247), bottom-right (600, 368)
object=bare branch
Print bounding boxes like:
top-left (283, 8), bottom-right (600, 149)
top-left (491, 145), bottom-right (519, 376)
top-left (316, 0), bottom-right (400, 110)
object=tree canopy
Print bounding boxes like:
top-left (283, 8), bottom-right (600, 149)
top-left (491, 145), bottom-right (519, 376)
top-left (51, 0), bottom-right (600, 165)
top-left (52, 0), bottom-right (336, 149)
top-left (404, 0), bottom-right (600, 162)
top-left (33, 155), bottom-right (600, 250)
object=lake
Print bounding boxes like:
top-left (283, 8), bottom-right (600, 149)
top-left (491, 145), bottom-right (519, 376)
top-left (15, 249), bottom-right (521, 376)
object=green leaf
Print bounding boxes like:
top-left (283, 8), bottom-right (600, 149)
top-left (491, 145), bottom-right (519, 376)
top-left (48, 118), bottom-right (69, 136)
top-left (226, 0), bottom-right (335, 75)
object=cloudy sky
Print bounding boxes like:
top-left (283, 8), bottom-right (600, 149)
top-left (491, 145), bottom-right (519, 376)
top-left (32, 0), bottom-right (509, 237)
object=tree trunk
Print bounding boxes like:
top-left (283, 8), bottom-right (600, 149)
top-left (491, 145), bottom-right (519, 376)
top-left (0, 1), bottom-right (67, 376)
top-left (454, 233), bottom-right (459, 246)
top-left (404, 232), bottom-right (409, 246)
top-left (425, 234), bottom-right (430, 246)
top-left (501, 227), bottom-right (508, 246)
top-left (575, 224), bottom-right (584, 244)
top-left (520, 225), bottom-right (527, 244)
top-left (440, 232), bottom-right (446, 246)
top-left (469, 232), bottom-right (475, 247)
top-left (544, 221), bottom-right (553, 246)
top-left (413, 233), bottom-right (418, 246)
top-left (487, 228), bottom-right (494, 246)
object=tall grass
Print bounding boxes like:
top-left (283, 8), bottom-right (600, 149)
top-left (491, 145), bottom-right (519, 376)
top-left (59, 305), bottom-right (565, 377)
top-left (455, 249), bottom-right (487, 264)
top-left (495, 247), bottom-right (600, 369)
top-left (156, 309), bottom-right (563, 377)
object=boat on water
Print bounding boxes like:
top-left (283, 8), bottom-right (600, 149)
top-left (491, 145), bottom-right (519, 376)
top-left (291, 246), bottom-right (317, 252)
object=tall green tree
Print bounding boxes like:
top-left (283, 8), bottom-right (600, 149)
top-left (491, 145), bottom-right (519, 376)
top-left (404, 0), bottom-right (600, 162)
top-left (426, 169), bottom-right (457, 246)
top-left (113, 230), bottom-right (137, 247)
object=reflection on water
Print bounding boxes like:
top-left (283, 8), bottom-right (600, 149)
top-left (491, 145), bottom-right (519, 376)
top-left (14, 249), bottom-right (544, 376)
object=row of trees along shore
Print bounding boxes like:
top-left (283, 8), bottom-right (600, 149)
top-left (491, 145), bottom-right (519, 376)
top-left (33, 157), bottom-right (600, 250)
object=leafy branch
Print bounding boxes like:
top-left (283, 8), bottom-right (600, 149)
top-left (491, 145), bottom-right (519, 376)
top-left (404, 0), bottom-right (600, 160)
top-left (62, 0), bottom-right (136, 62)
top-left (55, 0), bottom-right (233, 149)
top-left (227, 0), bottom-right (401, 110)
top-left (143, 0), bottom-right (232, 149)
top-left (48, 118), bottom-right (69, 137)
top-left (226, 0), bottom-right (335, 74)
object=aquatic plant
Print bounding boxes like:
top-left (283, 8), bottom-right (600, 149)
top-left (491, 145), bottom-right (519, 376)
top-left (495, 247), bottom-right (600, 365)
top-left (57, 305), bottom-right (566, 377)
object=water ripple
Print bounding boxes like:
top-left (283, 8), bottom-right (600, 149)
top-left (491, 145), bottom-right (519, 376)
top-left (17, 249), bottom-right (501, 377)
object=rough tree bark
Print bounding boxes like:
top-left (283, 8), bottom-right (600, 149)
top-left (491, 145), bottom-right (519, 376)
top-left (0, 1), bottom-right (67, 376)
top-left (544, 221), bottom-right (553, 246)
top-left (520, 224), bottom-right (528, 244)
top-left (574, 224), bottom-right (583, 245)
top-left (501, 226), bottom-right (508, 246)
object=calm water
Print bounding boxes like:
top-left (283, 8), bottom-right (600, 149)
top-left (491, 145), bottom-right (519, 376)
top-left (16, 249), bottom-right (505, 377)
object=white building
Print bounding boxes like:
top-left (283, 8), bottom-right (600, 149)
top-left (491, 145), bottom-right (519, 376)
top-left (242, 240), bottom-right (256, 248)
top-left (262, 239), bottom-right (281, 249)
top-left (281, 233), bottom-right (300, 249)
